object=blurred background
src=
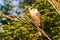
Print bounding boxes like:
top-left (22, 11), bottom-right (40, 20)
top-left (0, 0), bottom-right (60, 40)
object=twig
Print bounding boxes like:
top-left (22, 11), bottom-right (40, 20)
top-left (47, 0), bottom-right (60, 15)
top-left (37, 26), bottom-right (51, 40)
top-left (0, 14), bottom-right (21, 23)
top-left (0, 14), bottom-right (15, 20)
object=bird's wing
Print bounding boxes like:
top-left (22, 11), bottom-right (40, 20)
top-left (35, 9), bottom-right (42, 19)
top-left (36, 11), bottom-right (42, 19)
top-left (35, 10), bottom-right (42, 27)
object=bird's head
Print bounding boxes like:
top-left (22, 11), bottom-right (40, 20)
top-left (28, 7), bottom-right (35, 14)
top-left (29, 7), bottom-right (38, 14)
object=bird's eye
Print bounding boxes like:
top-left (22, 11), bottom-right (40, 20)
top-left (30, 8), bottom-right (32, 10)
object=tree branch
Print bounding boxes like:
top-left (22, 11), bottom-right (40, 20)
top-left (37, 26), bottom-right (51, 40)
top-left (0, 14), bottom-right (21, 23)
top-left (47, 0), bottom-right (60, 15)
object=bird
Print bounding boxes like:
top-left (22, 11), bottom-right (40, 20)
top-left (29, 7), bottom-right (42, 27)
top-left (29, 7), bottom-right (51, 40)
top-left (29, 7), bottom-right (42, 36)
